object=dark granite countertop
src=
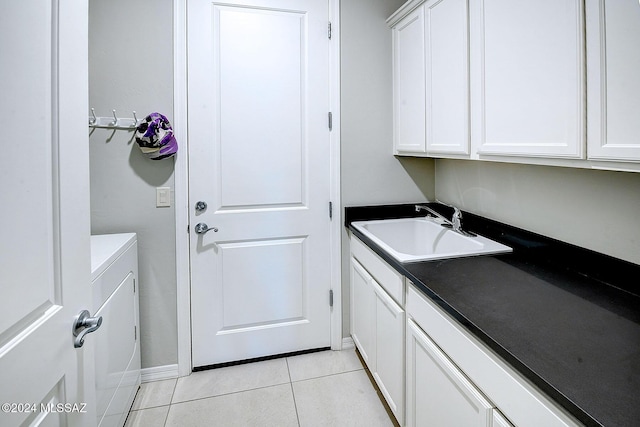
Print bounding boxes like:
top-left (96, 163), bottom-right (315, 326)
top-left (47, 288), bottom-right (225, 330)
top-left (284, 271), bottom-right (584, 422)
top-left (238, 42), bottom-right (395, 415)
top-left (345, 203), bottom-right (640, 427)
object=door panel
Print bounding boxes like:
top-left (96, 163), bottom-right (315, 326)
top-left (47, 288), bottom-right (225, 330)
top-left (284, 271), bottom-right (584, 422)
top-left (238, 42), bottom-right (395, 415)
top-left (188, 0), bottom-right (331, 366)
top-left (0, 0), bottom-right (58, 339)
top-left (216, 5), bottom-right (307, 209)
top-left (219, 238), bottom-right (306, 328)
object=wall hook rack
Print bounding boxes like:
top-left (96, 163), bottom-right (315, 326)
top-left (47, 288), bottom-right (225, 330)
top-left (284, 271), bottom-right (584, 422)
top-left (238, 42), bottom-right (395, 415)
top-left (89, 108), bottom-right (142, 130)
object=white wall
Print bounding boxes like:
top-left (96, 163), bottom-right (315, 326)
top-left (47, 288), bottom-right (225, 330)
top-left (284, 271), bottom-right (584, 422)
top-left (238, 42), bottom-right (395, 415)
top-left (89, 0), bottom-right (177, 369)
top-left (340, 0), bottom-right (436, 336)
top-left (436, 159), bottom-right (640, 265)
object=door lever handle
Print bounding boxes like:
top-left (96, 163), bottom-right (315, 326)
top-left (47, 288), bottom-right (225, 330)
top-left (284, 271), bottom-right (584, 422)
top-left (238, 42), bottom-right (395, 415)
top-left (194, 223), bottom-right (218, 234)
top-left (73, 310), bottom-right (103, 348)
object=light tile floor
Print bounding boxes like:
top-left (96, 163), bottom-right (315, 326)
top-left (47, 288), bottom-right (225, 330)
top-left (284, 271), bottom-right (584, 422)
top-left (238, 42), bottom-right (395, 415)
top-left (125, 349), bottom-right (397, 427)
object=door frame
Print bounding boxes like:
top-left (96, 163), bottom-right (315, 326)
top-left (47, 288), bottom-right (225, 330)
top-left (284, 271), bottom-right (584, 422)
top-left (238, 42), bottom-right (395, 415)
top-left (173, 0), bottom-right (342, 376)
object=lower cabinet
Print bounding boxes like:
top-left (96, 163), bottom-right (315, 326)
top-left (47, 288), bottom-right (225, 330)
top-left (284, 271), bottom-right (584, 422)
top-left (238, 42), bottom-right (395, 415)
top-left (350, 234), bottom-right (581, 427)
top-left (351, 258), bottom-right (376, 367)
top-left (493, 410), bottom-right (516, 427)
top-left (373, 276), bottom-right (405, 420)
top-left (406, 283), bottom-right (581, 427)
top-left (350, 254), bottom-right (405, 425)
top-left (406, 318), bottom-right (500, 427)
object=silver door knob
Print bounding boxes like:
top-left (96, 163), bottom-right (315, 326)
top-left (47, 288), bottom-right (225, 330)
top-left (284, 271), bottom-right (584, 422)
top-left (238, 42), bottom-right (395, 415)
top-left (73, 310), bottom-right (102, 348)
top-left (195, 201), bottom-right (207, 212)
top-left (195, 223), bottom-right (218, 234)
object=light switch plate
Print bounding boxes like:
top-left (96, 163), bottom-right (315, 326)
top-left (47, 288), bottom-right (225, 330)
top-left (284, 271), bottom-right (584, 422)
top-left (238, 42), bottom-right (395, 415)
top-left (156, 187), bottom-right (171, 207)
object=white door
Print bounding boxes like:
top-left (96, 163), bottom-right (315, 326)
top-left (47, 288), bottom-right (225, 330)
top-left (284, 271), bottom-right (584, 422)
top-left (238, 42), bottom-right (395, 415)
top-left (0, 1), bottom-right (94, 426)
top-left (188, 0), bottom-right (332, 366)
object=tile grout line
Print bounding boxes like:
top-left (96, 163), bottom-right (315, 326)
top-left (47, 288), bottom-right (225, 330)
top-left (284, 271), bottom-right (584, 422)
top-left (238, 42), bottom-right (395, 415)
top-left (289, 367), bottom-right (364, 384)
top-left (163, 378), bottom-right (179, 427)
top-left (285, 356), bottom-right (293, 384)
top-left (169, 381), bottom-right (293, 406)
top-left (125, 378), bottom-right (177, 426)
top-left (286, 357), bottom-right (302, 427)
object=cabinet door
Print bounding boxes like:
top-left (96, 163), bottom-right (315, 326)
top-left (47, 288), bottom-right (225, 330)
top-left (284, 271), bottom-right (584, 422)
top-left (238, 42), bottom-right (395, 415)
top-left (471, 0), bottom-right (585, 158)
top-left (392, 6), bottom-right (426, 153)
top-left (586, 0), bottom-right (640, 162)
top-left (406, 319), bottom-right (493, 427)
top-left (493, 409), bottom-right (515, 427)
top-left (373, 279), bottom-right (405, 424)
top-left (350, 257), bottom-right (376, 368)
top-left (425, 0), bottom-right (470, 156)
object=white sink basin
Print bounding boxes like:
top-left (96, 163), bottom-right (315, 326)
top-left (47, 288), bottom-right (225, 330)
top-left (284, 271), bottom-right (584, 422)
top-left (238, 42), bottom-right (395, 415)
top-left (351, 217), bottom-right (512, 262)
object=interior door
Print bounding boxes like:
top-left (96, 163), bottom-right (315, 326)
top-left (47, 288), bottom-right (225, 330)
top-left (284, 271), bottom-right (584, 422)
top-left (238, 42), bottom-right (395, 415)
top-left (0, 1), bottom-right (94, 426)
top-left (188, 0), bottom-right (332, 366)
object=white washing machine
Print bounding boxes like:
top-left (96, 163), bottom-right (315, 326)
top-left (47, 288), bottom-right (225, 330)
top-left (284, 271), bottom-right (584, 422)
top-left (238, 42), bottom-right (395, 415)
top-left (90, 233), bottom-right (141, 427)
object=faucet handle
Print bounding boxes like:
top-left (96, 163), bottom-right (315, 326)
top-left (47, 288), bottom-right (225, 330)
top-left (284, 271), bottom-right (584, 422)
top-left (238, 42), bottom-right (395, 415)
top-left (451, 207), bottom-right (462, 230)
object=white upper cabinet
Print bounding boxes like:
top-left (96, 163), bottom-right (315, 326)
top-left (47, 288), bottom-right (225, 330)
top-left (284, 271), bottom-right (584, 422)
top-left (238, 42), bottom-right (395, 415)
top-left (389, 0), bottom-right (640, 170)
top-left (391, 5), bottom-right (427, 154)
top-left (425, 0), bottom-right (470, 155)
top-left (586, 0), bottom-right (640, 162)
top-left (470, 0), bottom-right (585, 159)
top-left (389, 0), bottom-right (470, 156)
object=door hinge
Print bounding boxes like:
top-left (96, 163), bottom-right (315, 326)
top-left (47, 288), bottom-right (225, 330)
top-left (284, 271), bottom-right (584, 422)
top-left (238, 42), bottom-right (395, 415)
top-left (187, 224), bottom-right (190, 234)
top-left (329, 289), bottom-right (334, 307)
top-left (134, 325), bottom-right (137, 341)
top-left (329, 201), bottom-right (333, 219)
top-left (133, 278), bottom-right (136, 293)
top-left (328, 112), bottom-right (333, 131)
top-left (328, 22), bottom-right (332, 40)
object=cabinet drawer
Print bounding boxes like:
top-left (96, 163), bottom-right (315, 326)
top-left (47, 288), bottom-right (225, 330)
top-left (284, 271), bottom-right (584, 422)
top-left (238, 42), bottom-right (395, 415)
top-left (351, 236), bottom-right (404, 304)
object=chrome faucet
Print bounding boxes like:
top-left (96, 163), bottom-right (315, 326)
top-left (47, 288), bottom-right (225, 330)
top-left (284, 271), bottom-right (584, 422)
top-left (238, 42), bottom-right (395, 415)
top-left (415, 204), bottom-right (451, 225)
top-left (451, 206), bottom-right (462, 231)
top-left (415, 203), bottom-right (474, 237)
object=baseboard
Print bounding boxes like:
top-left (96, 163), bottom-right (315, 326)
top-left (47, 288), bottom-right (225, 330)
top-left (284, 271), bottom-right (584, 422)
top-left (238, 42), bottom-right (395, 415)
top-left (342, 336), bottom-right (355, 349)
top-left (141, 364), bottom-right (179, 383)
